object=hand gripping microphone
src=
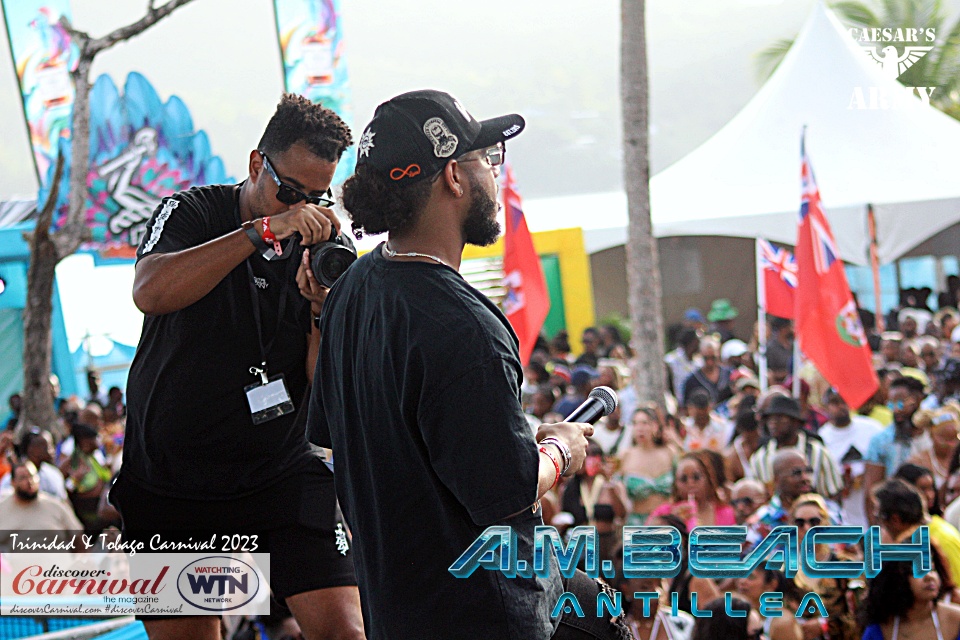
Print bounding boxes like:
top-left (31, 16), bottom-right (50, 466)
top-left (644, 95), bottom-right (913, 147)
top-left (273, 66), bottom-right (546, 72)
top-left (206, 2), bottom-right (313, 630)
top-left (564, 386), bottom-right (618, 424)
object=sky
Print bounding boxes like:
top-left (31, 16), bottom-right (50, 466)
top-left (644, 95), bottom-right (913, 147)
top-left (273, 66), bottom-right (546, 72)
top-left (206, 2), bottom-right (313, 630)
top-left (0, 0), bottom-right (823, 349)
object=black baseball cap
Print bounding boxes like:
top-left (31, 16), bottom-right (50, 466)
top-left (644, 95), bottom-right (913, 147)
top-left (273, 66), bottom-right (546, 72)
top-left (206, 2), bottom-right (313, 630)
top-left (355, 89), bottom-right (525, 184)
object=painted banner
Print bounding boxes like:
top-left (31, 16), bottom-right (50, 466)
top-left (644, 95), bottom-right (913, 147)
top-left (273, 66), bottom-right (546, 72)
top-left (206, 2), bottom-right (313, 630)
top-left (2, 0), bottom-right (78, 187)
top-left (4, 2), bottom-right (231, 261)
top-left (272, 0), bottom-right (355, 183)
top-left (35, 72), bottom-right (232, 262)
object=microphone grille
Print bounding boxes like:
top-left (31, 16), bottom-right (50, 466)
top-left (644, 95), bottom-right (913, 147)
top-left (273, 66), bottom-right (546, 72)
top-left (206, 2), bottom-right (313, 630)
top-left (588, 386), bottom-right (618, 415)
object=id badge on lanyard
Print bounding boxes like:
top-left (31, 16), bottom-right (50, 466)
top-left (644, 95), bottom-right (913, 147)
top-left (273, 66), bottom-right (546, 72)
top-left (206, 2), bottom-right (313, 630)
top-left (245, 364), bottom-right (294, 425)
top-left (237, 195), bottom-right (299, 426)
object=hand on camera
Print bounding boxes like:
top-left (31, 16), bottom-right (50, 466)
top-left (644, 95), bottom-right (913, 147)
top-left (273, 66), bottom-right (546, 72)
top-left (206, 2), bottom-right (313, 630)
top-left (269, 202), bottom-right (340, 245)
top-left (298, 248), bottom-right (330, 314)
top-left (536, 421), bottom-right (594, 476)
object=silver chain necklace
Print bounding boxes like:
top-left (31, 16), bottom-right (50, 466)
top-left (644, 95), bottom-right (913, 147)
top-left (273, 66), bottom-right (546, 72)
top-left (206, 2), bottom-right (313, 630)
top-left (382, 243), bottom-right (452, 269)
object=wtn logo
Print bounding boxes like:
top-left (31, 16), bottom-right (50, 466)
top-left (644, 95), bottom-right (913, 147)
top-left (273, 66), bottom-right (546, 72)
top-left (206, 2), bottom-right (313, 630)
top-left (186, 572), bottom-right (248, 596)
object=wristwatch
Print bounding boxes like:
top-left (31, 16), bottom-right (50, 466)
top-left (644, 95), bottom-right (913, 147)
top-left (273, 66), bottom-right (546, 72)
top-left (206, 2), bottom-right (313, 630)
top-left (242, 219), bottom-right (269, 251)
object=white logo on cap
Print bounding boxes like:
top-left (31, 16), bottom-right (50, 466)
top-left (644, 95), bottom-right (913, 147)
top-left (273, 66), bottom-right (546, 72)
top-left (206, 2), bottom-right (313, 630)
top-left (453, 99), bottom-right (473, 122)
top-left (358, 127), bottom-right (376, 158)
top-left (503, 124), bottom-right (521, 137)
top-left (423, 117), bottom-right (459, 158)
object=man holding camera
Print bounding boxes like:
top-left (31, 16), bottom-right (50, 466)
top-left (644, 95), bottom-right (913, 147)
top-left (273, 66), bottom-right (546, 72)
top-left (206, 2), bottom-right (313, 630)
top-left (115, 94), bottom-right (364, 640)
top-left (308, 90), bottom-right (622, 639)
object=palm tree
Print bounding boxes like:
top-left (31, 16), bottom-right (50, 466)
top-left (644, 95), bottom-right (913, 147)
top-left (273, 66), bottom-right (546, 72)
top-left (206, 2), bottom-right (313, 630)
top-left (622, 0), bottom-right (667, 408)
top-left (757, 0), bottom-right (960, 119)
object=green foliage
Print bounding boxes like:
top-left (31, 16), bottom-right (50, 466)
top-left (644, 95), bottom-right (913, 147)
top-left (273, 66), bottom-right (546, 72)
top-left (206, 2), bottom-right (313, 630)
top-left (598, 312), bottom-right (632, 345)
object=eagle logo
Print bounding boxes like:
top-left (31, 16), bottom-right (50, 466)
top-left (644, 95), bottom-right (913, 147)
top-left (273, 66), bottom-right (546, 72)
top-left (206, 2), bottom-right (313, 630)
top-left (863, 45), bottom-right (934, 79)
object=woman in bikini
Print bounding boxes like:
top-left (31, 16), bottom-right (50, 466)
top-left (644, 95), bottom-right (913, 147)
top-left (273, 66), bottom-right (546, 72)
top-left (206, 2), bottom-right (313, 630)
top-left (618, 406), bottom-right (676, 526)
top-left (861, 552), bottom-right (960, 640)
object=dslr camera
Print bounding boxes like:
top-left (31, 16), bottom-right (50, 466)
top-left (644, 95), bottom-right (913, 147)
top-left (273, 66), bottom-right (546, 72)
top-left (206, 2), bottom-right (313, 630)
top-left (310, 232), bottom-right (358, 287)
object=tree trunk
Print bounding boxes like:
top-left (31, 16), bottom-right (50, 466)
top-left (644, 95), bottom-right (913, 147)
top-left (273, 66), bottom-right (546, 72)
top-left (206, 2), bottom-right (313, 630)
top-left (21, 155), bottom-right (66, 435)
top-left (19, 0), bottom-right (197, 434)
top-left (621, 0), bottom-right (667, 407)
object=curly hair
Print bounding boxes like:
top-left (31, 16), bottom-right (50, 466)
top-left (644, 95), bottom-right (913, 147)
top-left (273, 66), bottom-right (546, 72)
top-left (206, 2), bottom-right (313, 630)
top-left (257, 94), bottom-right (353, 163)
top-left (341, 164), bottom-right (434, 239)
top-left (861, 551), bottom-right (953, 627)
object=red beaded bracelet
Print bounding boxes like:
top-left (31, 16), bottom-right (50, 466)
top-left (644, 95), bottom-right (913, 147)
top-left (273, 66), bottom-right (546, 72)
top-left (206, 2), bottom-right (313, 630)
top-left (539, 445), bottom-right (561, 489)
top-left (262, 216), bottom-right (283, 255)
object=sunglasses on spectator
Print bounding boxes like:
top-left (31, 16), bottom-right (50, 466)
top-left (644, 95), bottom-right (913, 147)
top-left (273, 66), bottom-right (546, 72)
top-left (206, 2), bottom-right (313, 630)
top-left (887, 400), bottom-right (906, 411)
top-left (259, 151), bottom-right (334, 207)
top-left (731, 497), bottom-right (756, 508)
top-left (457, 143), bottom-right (505, 168)
top-left (788, 466), bottom-right (814, 478)
top-left (678, 473), bottom-right (703, 483)
top-left (794, 517), bottom-right (822, 527)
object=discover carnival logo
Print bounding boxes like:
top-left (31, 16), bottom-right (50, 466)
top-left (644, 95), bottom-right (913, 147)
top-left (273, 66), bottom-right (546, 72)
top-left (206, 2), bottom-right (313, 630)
top-left (848, 27), bottom-right (937, 109)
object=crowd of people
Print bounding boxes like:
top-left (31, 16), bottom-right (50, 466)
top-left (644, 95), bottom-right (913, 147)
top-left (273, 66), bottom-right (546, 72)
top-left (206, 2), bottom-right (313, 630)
top-left (3, 83), bottom-right (960, 638)
top-left (0, 371), bottom-right (125, 550)
top-left (514, 296), bottom-right (960, 640)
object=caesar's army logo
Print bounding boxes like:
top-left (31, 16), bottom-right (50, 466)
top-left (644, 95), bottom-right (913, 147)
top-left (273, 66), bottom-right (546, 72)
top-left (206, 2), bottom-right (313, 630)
top-left (98, 127), bottom-right (162, 246)
top-left (848, 27), bottom-right (937, 109)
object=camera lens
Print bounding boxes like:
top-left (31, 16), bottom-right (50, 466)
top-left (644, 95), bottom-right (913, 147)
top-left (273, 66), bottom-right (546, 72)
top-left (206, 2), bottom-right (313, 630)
top-left (311, 241), bottom-right (358, 287)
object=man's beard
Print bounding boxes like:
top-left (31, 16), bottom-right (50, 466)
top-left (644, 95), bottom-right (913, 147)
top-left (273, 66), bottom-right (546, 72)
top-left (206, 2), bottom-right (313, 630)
top-left (462, 175), bottom-right (501, 247)
top-left (15, 488), bottom-right (39, 501)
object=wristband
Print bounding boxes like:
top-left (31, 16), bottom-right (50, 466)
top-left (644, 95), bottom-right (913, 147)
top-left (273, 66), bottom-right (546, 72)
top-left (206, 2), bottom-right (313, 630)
top-left (241, 219), bottom-right (269, 251)
top-left (539, 446), bottom-right (562, 489)
top-left (539, 437), bottom-right (572, 475)
top-left (262, 216), bottom-right (283, 256)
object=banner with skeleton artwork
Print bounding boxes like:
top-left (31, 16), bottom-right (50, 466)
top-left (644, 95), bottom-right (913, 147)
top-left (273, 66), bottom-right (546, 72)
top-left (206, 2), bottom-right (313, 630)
top-left (272, 0), bottom-right (355, 184)
top-left (39, 72), bottom-right (231, 262)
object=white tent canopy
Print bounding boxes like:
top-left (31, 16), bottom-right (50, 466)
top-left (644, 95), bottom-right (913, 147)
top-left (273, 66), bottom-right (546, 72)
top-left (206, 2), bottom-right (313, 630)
top-left (520, 2), bottom-right (960, 265)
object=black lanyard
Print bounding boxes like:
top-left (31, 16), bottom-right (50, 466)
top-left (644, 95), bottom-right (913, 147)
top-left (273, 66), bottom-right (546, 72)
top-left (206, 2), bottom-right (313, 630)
top-left (235, 190), bottom-right (294, 379)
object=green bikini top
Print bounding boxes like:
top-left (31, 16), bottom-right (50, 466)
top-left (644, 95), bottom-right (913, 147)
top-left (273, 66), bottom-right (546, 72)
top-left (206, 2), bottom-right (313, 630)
top-left (621, 471), bottom-right (674, 501)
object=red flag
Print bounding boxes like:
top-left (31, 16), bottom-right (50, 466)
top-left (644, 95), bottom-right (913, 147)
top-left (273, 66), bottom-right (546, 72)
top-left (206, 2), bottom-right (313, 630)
top-left (501, 165), bottom-right (549, 365)
top-left (795, 137), bottom-right (878, 408)
top-left (758, 238), bottom-right (797, 319)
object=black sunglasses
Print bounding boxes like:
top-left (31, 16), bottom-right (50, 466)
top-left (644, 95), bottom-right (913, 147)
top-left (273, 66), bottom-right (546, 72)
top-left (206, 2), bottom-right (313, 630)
top-left (259, 151), bottom-right (334, 207)
top-left (794, 517), bottom-right (822, 527)
top-left (731, 497), bottom-right (756, 508)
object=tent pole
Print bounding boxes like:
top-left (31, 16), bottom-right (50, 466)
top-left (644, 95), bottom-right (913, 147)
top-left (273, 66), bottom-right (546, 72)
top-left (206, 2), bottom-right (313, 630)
top-left (867, 204), bottom-right (884, 332)
top-left (756, 238), bottom-right (768, 392)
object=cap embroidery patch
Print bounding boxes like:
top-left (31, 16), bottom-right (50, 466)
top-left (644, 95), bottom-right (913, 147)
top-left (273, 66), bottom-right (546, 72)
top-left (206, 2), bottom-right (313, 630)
top-left (358, 127), bottom-right (376, 158)
top-left (390, 164), bottom-right (421, 181)
top-left (423, 117), bottom-right (459, 158)
top-left (503, 124), bottom-right (521, 137)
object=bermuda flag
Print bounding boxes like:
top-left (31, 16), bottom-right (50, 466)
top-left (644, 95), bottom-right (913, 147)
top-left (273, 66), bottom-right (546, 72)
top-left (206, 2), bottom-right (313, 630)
top-left (758, 238), bottom-right (797, 319)
top-left (501, 164), bottom-right (549, 365)
top-left (795, 135), bottom-right (878, 408)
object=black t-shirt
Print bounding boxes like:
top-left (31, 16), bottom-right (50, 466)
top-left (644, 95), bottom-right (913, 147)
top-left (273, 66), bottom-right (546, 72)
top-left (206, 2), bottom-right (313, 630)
top-left (124, 184), bottom-right (312, 499)
top-left (309, 244), bottom-right (561, 640)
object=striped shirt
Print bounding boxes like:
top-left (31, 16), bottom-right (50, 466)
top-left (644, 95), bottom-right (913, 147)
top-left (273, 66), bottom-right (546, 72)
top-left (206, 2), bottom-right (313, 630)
top-left (748, 431), bottom-right (843, 498)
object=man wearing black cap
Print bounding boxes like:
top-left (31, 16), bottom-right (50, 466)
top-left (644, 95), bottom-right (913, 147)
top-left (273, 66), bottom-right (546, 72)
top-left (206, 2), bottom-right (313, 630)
top-left (748, 394), bottom-right (843, 500)
top-left (308, 90), bottom-right (616, 639)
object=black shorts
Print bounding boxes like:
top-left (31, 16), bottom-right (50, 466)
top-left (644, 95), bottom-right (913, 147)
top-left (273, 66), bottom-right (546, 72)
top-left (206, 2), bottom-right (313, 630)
top-left (110, 460), bottom-right (356, 608)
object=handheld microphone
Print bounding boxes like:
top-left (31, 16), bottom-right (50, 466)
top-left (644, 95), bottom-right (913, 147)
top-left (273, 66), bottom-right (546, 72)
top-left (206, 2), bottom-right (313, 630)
top-left (564, 386), bottom-right (618, 424)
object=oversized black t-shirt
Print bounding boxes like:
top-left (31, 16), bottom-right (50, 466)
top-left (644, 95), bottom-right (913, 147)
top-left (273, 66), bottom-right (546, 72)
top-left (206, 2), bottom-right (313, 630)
top-left (124, 184), bottom-right (312, 499)
top-left (308, 245), bottom-right (561, 640)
